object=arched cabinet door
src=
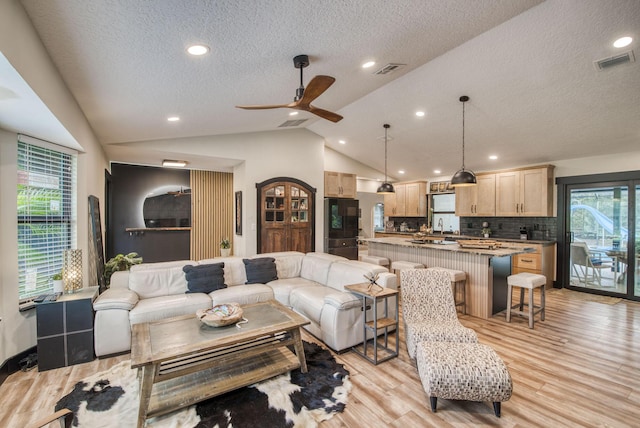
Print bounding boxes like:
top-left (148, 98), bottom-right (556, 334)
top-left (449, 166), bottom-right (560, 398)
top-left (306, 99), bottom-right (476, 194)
top-left (257, 177), bottom-right (315, 254)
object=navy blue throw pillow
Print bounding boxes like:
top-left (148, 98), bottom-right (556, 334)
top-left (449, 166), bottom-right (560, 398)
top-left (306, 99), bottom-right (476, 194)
top-left (243, 257), bottom-right (278, 284)
top-left (183, 263), bottom-right (226, 293)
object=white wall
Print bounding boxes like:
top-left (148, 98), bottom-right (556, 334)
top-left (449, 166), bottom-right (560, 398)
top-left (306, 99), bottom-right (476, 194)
top-left (110, 128), bottom-right (326, 256)
top-left (0, 0), bottom-right (108, 364)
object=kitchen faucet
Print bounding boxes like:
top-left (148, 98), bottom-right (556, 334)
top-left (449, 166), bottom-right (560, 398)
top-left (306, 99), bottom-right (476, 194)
top-left (437, 218), bottom-right (444, 235)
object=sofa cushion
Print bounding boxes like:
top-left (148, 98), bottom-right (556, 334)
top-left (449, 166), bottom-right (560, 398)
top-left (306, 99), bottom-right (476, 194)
top-left (289, 285), bottom-right (336, 324)
top-left (325, 260), bottom-right (389, 292)
top-left (209, 284), bottom-right (274, 306)
top-left (299, 256), bottom-right (335, 285)
top-left (129, 264), bottom-right (193, 299)
top-left (129, 293), bottom-right (212, 325)
top-left (244, 257), bottom-right (278, 284)
top-left (130, 260), bottom-right (197, 271)
top-left (267, 277), bottom-right (319, 306)
top-left (199, 257), bottom-right (247, 286)
top-left (183, 263), bottom-right (226, 293)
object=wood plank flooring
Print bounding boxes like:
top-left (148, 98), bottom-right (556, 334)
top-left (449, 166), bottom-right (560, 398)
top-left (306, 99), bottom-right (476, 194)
top-left (2, 288), bottom-right (640, 427)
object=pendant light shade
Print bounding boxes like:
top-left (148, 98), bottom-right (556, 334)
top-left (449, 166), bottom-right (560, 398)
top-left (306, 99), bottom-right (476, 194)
top-left (377, 123), bottom-right (395, 194)
top-left (450, 95), bottom-right (477, 187)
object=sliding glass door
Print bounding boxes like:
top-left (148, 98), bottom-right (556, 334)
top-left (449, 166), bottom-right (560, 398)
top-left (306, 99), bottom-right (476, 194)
top-left (558, 172), bottom-right (638, 300)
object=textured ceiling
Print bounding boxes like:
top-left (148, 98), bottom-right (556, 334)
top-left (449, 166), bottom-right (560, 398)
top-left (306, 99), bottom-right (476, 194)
top-left (14, 0), bottom-right (640, 181)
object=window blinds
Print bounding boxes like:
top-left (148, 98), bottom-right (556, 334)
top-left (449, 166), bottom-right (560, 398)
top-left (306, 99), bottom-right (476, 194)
top-left (17, 139), bottom-right (76, 300)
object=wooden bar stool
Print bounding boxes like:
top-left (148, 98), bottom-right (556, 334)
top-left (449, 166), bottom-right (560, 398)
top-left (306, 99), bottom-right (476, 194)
top-left (427, 267), bottom-right (467, 314)
top-left (390, 261), bottom-right (424, 288)
top-left (506, 272), bottom-right (546, 329)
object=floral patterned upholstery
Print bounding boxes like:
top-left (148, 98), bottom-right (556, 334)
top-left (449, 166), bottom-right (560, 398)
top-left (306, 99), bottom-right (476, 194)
top-left (400, 268), bottom-right (478, 359)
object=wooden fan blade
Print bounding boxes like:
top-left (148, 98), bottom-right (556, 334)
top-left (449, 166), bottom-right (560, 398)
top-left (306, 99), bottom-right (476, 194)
top-left (235, 103), bottom-right (293, 110)
top-left (298, 75), bottom-right (335, 105)
top-left (307, 105), bottom-right (343, 123)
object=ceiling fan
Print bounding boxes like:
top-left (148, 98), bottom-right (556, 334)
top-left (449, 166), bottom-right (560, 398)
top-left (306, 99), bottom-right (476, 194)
top-left (236, 54), bottom-right (343, 123)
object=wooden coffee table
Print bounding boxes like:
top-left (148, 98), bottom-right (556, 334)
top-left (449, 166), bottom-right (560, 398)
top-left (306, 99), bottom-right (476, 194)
top-left (130, 300), bottom-right (309, 427)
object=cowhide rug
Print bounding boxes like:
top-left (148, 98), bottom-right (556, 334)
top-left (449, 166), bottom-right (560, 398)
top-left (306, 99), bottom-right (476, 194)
top-left (55, 341), bottom-right (351, 427)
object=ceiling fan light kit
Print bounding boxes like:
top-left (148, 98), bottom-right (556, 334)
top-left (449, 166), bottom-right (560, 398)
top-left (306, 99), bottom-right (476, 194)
top-left (235, 54), bottom-right (343, 123)
top-left (377, 123), bottom-right (395, 194)
top-left (450, 95), bottom-right (477, 187)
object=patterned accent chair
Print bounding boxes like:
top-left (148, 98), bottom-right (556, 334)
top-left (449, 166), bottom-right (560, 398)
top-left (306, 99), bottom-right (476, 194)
top-left (400, 268), bottom-right (478, 359)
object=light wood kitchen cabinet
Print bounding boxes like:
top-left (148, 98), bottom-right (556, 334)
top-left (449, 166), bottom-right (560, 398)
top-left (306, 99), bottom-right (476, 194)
top-left (384, 181), bottom-right (427, 217)
top-left (455, 174), bottom-right (496, 216)
top-left (510, 242), bottom-right (556, 288)
top-left (324, 171), bottom-right (357, 198)
top-left (495, 166), bottom-right (554, 216)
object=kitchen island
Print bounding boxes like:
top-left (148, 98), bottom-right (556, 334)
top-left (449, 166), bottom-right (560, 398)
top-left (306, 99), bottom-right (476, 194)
top-left (366, 237), bottom-right (535, 319)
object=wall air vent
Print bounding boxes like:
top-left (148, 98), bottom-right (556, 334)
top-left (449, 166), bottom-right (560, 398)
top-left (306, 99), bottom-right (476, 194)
top-left (594, 50), bottom-right (635, 71)
top-left (373, 63), bottom-right (406, 75)
top-left (278, 118), bottom-right (308, 127)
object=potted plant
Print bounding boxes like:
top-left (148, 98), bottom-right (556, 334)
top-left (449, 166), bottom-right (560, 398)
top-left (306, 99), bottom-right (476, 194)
top-left (482, 227), bottom-right (491, 238)
top-left (52, 271), bottom-right (64, 293)
top-left (220, 238), bottom-right (231, 257)
top-left (104, 252), bottom-right (143, 286)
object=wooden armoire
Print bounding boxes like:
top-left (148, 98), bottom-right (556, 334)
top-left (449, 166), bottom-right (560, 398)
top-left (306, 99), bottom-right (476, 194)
top-left (256, 177), bottom-right (315, 254)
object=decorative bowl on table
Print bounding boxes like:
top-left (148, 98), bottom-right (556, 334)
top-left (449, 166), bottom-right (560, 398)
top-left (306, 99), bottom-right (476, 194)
top-left (197, 303), bottom-right (244, 327)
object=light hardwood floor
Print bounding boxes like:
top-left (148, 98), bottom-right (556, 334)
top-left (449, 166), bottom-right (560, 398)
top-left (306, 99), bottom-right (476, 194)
top-left (2, 288), bottom-right (639, 427)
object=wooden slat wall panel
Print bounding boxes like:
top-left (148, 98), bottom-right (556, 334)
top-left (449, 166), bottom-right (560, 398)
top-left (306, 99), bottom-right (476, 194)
top-left (190, 170), bottom-right (233, 260)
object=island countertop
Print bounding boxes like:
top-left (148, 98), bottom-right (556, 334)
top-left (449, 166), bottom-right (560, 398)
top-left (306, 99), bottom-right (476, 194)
top-left (365, 237), bottom-right (534, 257)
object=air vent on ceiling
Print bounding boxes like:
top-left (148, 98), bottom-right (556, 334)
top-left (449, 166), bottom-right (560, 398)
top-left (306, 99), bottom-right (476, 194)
top-left (278, 118), bottom-right (308, 127)
top-left (594, 50), bottom-right (635, 71)
top-left (373, 63), bottom-right (406, 75)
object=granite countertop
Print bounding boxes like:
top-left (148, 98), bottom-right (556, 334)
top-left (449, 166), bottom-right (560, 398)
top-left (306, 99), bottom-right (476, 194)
top-left (375, 231), bottom-right (555, 245)
top-left (365, 237), bottom-right (536, 257)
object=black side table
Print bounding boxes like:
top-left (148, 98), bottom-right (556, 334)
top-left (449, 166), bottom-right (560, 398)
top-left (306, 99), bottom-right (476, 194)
top-left (36, 286), bottom-right (98, 371)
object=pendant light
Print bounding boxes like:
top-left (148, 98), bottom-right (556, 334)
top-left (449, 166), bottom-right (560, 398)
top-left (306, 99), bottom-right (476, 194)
top-left (377, 124), bottom-right (395, 194)
top-left (450, 95), bottom-right (477, 187)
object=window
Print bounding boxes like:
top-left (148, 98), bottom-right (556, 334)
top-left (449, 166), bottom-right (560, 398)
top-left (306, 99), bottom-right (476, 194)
top-left (17, 139), bottom-right (76, 300)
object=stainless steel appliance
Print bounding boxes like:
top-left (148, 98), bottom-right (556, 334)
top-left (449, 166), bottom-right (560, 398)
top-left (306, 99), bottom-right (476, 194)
top-left (324, 198), bottom-right (359, 259)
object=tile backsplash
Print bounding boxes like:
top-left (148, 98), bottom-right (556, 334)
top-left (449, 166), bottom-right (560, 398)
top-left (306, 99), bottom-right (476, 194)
top-left (460, 217), bottom-right (557, 241)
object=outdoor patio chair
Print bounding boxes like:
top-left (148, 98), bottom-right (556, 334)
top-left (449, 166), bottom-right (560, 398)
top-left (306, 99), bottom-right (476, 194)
top-left (570, 242), bottom-right (612, 286)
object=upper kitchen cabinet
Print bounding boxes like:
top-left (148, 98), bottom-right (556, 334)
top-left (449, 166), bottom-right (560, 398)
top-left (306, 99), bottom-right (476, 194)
top-left (495, 166), bottom-right (554, 216)
top-left (324, 171), bottom-right (357, 198)
top-left (384, 181), bottom-right (427, 217)
top-left (455, 174), bottom-right (496, 216)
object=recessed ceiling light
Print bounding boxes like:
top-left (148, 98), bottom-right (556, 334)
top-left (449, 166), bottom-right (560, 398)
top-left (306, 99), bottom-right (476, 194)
top-left (434, 169), bottom-right (441, 174)
top-left (167, 116), bottom-right (180, 122)
top-left (362, 61), bottom-right (376, 69)
top-left (162, 159), bottom-right (187, 168)
top-left (289, 111), bottom-right (299, 116)
top-left (613, 37), bottom-right (633, 48)
top-left (415, 111), bottom-right (425, 117)
top-left (398, 170), bottom-right (405, 174)
top-left (339, 140), bottom-right (346, 145)
top-left (489, 155), bottom-right (498, 160)
top-left (187, 44), bottom-right (210, 56)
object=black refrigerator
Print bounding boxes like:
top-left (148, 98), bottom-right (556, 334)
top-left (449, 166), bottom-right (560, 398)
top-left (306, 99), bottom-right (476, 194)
top-left (324, 198), bottom-right (359, 259)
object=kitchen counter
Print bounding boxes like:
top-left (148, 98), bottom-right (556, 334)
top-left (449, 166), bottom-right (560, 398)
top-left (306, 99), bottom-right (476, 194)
top-left (366, 237), bottom-right (534, 257)
top-left (366, 237), bottom-right (534, 319)
top-left (375, 231), bottom-right (555, 246)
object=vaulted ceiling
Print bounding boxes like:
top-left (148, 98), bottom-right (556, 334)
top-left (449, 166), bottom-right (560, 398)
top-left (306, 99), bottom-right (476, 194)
top-left (9, 0), bottom-right (640, 181)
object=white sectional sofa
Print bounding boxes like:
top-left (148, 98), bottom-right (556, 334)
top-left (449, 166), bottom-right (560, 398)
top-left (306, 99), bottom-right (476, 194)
top-left (93, 251), bottom-right (396, 357)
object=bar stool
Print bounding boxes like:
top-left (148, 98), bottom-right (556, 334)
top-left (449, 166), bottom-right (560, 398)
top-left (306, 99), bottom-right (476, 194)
top-left (359, 255), bottom-right (390, 268)
top-left (390, 261), bottom-right (424, 288)
top-left (506, 272), bottom-right (546, 329)
top-left (427, 267), bottom-right (467, 314)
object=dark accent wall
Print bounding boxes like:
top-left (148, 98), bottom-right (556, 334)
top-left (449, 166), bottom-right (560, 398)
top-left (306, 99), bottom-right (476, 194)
top-left (108, 164), bottom-right (190, 262)
top-left (460, 216), bottom-right (557, 241)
